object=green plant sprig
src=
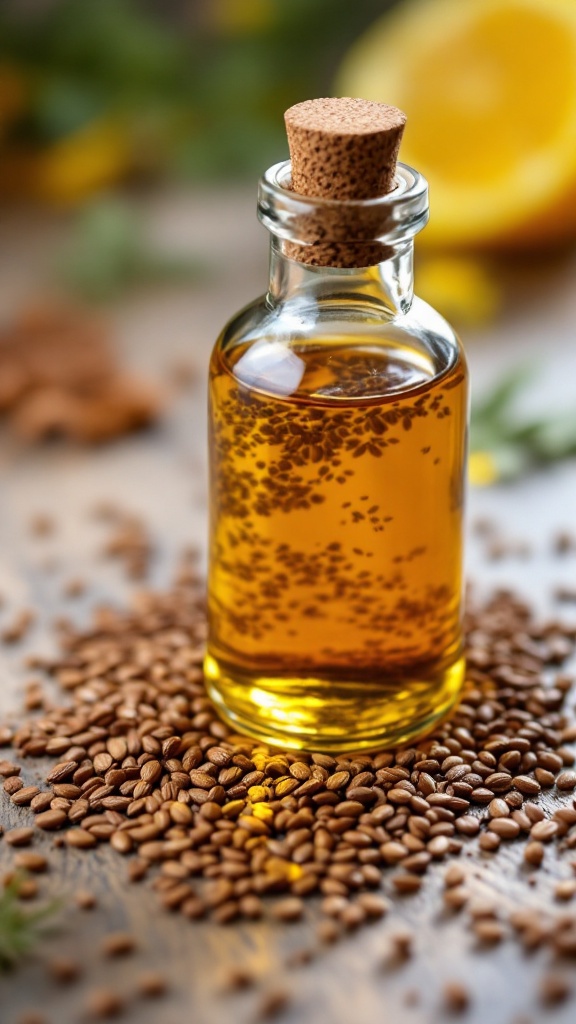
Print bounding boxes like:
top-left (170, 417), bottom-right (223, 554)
top-left (471, 365), bottom-right (576, 482)
top-left (0, 877), bottom-right (59, 971)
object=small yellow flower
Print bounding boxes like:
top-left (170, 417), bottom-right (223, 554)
top-left (252, 802), bottom-right (274, 823)
top-left (468, 450), bottom-right (499, 487)
top-left (214, 0), bottom-right (273, 34)
top-left (34, 117), bottom-right (132, 203)
top-left (264, 857), bottom-right (302, 881)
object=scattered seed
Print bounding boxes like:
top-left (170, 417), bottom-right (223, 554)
top-left (524, 842), bottom-right (544, 867)
top-left (4, 827), bottom-right (34, 847)
top-left (48, 957), bottom-right (81, 983)
top-left (223, 967), bottom-right (257, 991)
top-left (271, 897), bottom-right (304, 922)
top-left (539, 973), bottom-right (571, 1006)
top-left (392, 874), bottom-right (422, 894)
top-left (479, 833), bottom-right (500, 853)
top-left (256, 988), bottom-right (290, 1020)
top-left (85, 988), bottom-right (125, 1019)
top-left (557, 771), bottom-right (576, 791)
top-left (443, 981), bottom-right (470, 1013)
top-left (137, 972), bottom-right (168, 998)
top-left (14, 852), bottom-right (48, 873)
top-left (555, 879), bottom-right (576, 901)
top-left (473, 919), bottom-right (505, 944)
top-left (530, 820), bottom-right (558, 843)
top-left (35, 809), bottom-right (67, 831)
top-left (16, 878), bottom-right (38, 900)
top-left (101, 932), bottom-right (137, 957)
top-left (75, 890), bottom-right (97, 910)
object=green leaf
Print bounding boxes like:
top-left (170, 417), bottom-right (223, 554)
top-left (56, 197), bottom-right (205, 301)
top-left (0, 878), bottom-right (59, 971)
top-left (471, 364), bottom-right (535, 427)
top-left (470, 363), bottom-right (576, 482)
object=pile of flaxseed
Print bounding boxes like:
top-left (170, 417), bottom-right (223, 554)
top-left (2, 555), bottom-right (576, 1013)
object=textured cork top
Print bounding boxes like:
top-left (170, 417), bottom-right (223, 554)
top-left (284, 97), bottom-right (406, 201)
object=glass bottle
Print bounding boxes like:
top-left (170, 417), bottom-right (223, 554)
top-left (205, 157), bottom-right (468, 752)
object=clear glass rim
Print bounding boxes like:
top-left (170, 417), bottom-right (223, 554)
top-left (258, 160), bottom-right (429, 247)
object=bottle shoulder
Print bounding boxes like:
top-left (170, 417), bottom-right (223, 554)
top-left (212, 293), bottom-right (465, 371)
top-left (211, 291), bottom-right (467, 407)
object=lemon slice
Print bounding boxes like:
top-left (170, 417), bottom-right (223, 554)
top-left (338, 0), bottom-right (576, 247)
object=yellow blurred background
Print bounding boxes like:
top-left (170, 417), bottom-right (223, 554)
top-left (1, 0), bottom-right (576, 480)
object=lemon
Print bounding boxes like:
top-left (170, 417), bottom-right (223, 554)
top-left (417, 255), bottom-right (501, 326)
top-left (338, 0), bottom-right (576, 248)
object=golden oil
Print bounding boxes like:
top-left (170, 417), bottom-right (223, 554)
top-left (206, 333), bottom-right (467, 750)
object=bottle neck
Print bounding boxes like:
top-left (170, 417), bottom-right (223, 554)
top-left (266, 237), bottom-right (414, 318)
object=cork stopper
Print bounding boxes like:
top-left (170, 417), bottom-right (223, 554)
top-left (283, 97), bottom-right (406, 267)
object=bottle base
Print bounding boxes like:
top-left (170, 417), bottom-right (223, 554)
top-left (204, 651), bottom-right (465, 753)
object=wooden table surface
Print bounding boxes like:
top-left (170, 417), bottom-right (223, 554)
top-left (1, 190), bottom-right (576, 1024)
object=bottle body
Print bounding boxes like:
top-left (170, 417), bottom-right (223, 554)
top-left (206, 247), bottom-right (468, 750)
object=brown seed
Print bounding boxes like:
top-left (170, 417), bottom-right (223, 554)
top-left (389, 928), bottom-right (413, 961)
top-left (554, 928), bottom-right (576, 956)
top-left (524, 841), bottom-right (544, 867)
top-left (222, 966), bottom-right (256, 991)
top-left (443, 886), bottom-right (468, 911)
top-left (380, 841), bottom-right (408, 864)
top-left (271, 897), bottom-right (304, 922)
top-left (555, 879), bottom-right (576, 901)
top-left (557, 770), bottom-right (576, 791)
top-left (75, 889), bottom-right (97, 910)
top-left (539, 973), bottom-right (571, 1006)
top-left (256, 988), bottom-right (290, 1020)
top-left (110, 831), bottom-right (133, 854)
top-left (48, 957), bottom-right (81, 983)
top-left (5, 827), bottom-right (34, 847)
top-left (534, 768), bottom-right (555, 787)
top-left (212, 900), bottom-right (239, 924)
top-left (316, 918), bottom-right (341, 944)
top-left (35, 809), bottom-right (67, 831)
top-left (455, 816), bottom-right (480, 836)
top-left (30, 792), bottom-right (53, 814)
top-left (11, 785), bottom-right (41, 806)
top-left (444, 864), bottom-right (465, 888)
top-left (530, 820), bottom-right (558, 842)
top-left (443, 981), bottom-right (470, 1013)
top-left (65, 829), bottom-right (97, 849)
top-left (428, 835), bottom-right (450, 858)
top-left (357, 892), bottom-right (389, 918)
top-left (488, 818), bottom-right (520, 839)
top-left (16, 878), bottom-right (38, 900)
top-left (479, 832), bottom-right (500, 853)
top-left (4, 776), bottom-right (23, 795)
top-left (84, 988), bottom-right (124, 1019)
top-left (137, 971), bottom-right (167, 998)
top-left (0, 759), bottom-right (21, 777)
top-left (513, 775), bottom-right (541, 796)
top-left (392, 873), bottom-right (422, 894)
top-left (46, 761), bottom-right (78, 784)
top-left (339, 903), bottom-right (367, 929)
top-left (94, 752), bottom-right (114, 773)
top-left (485, 772), bottom-right (513, 793)
top-left (101, 932), bottom-right (137, 957)
top-left (473, 919), bottom-right (505, 944)
top-left (488, 798), bottom-right (509, 818)
top-left (14, 852), bottom-right (48, 873)
top-left (239, 894), bottom-right (263, 919)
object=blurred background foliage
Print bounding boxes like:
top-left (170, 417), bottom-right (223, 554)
top-left (0, 0), bottom-right (393, 200)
